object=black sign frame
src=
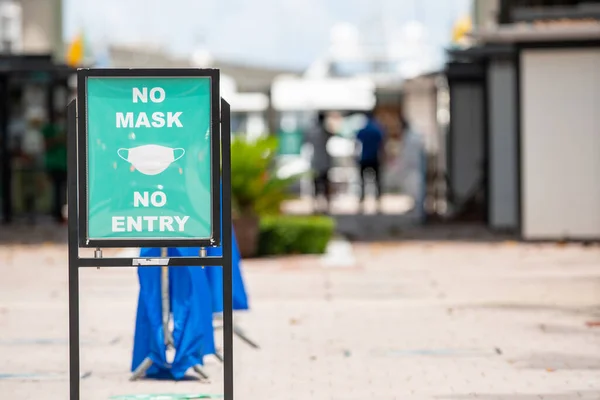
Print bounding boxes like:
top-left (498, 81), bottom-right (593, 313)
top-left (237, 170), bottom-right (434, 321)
top-left (76, 68), bottom-right (222, 248)
top-left (68, 68), bottom-right (234, 400)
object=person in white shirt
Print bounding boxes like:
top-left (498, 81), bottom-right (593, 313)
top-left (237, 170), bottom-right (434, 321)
top-left (399, 116), bottom-right (426, 222)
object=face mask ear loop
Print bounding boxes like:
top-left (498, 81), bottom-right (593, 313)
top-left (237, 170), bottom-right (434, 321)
top-left (173, 148), bottom-right (186, 162)
top-left (117, 148), bottom-right (129, 161)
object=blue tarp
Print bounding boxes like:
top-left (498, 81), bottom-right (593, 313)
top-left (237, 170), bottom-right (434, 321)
top-left (206, 182), bottom-right (250, 313)
top-left (131, 233), bottom-right (249, 379)
top-left (131, 248), bottom-right (216, 380)
top-left (205, 226), bottom-right (249, 313)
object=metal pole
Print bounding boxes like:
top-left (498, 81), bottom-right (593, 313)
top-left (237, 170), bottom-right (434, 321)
top-left (160, 248), bottom-right (173, 347)
top-left (130, 357), bottom-right (152, 381)
top-left (66, 100), bottom-right (80, 400)
top-left (193, 365), bottom-right (210, 380)
top-left (221, 98), bottom-right (234, 400)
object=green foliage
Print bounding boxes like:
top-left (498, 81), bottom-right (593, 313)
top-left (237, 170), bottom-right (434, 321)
top-left (258, 215), bottom-right (335, 256)
top-left (230, 136), bottom-right (300, 217)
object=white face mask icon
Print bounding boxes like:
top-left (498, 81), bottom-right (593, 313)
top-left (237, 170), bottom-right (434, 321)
top-left (117, 144), bottom-right (185, 176)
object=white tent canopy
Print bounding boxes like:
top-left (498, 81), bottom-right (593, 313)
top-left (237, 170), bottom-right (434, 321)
top-left (271, 76), bottom-right (376, 111)
top-left (221, 73), bottom-right (269, 113)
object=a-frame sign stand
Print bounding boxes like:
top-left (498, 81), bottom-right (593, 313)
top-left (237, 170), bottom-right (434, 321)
top-left (68, 68), bottom-right (234, 400)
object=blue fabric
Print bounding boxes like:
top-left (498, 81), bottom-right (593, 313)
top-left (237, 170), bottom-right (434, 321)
top-left (131, 247), bottom-right (215, 380)
top-left (205, 225), bottom-right (249, 313)
top-left (356, 119), bottom-right (384, 163)
top-left (205, 181), bottom-right (249, 313)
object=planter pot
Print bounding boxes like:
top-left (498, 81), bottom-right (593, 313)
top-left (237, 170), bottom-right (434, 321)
top-left (233, 215), bottom-right (260, 258)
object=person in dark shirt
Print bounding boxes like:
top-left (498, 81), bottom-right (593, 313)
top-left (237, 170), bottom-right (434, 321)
top-left (307, 112), bottom-right (333, 213)
top-left (356, 111), bottom-right (384, 211)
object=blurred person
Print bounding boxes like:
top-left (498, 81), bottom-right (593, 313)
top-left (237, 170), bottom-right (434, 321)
top-left (356, 110), bottom-right (384, 212)
top-left (325, 111), bottom-right (343, 135)
top-left (307, 111), bottom-right (333, 214)
top-left (20, 108), bottom-right (46, 223)
top-left (42, 112), bottom-right (68, 223)
top-left (399, 115), bottom-right (426, 222)
top-left (8, 104), bottom-right (26, 154)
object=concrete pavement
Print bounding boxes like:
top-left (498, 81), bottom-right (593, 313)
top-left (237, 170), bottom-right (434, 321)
top-left (0, 240), bottom-right (599, 399)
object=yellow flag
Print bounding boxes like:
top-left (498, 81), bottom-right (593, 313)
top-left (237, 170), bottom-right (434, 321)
top-left (66, 33), bottom-right (84, 67)
top-left (452, 16), bottom-right (472, 44)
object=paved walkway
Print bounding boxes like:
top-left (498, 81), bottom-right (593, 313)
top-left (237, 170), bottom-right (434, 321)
top-left (0, 241), bottom-right (599, 399)
top-left (282, 194), bottom-right (414, 215)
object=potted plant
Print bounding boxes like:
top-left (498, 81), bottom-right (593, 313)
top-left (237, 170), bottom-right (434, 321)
top-left (230, 136), bottom-right (299, 258)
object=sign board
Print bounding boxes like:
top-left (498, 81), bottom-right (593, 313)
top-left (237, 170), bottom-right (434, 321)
top-left (68, 70), bottom-right (235, 400)
top-left (77, 69), bottom-right (221, 247)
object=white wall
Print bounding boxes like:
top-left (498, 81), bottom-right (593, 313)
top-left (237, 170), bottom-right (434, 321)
top-left (0, 1), bottom-right (22, 52)
top-left (488, 59), bottom-right (518, 230)
top-left (521, 48), bottom-right (600, 239)
top-left (20, 0), bottom-right (62, 57)
top-left (449, 83), bottom-right (485, 203)
top-left (473, 0), bottom-right (499, 29)
top-left (403, 87), bottom-right (438, 154)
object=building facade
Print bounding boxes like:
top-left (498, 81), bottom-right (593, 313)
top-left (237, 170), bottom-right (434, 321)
top-left (0, 0), bottom-right (73, 224)
top-left (445, 0), bottom-right (600, 239)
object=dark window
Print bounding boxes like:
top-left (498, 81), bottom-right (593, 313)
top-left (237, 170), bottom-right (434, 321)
top-left (499, 0), bottom-right (600, 24)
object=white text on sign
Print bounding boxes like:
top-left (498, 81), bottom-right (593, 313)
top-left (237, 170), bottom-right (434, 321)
top-left (116, 87), bottom-right (183, 128)
top-left (111, 191), bottom-right (190, 233)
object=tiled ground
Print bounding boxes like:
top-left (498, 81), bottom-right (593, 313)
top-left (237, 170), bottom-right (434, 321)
top-left (0, 240), bottom-right (599, 399)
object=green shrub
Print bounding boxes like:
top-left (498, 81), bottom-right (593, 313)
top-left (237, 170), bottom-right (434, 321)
top-left (258, 215), bottom-right (335, 256)
top-left (230, 136), bottom-right (301, 217)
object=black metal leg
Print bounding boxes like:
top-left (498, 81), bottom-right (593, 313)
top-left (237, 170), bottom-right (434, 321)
top-left (67, 100), bottom-right (80, 400)
top-left (221, 98), bottom-right (234, 400)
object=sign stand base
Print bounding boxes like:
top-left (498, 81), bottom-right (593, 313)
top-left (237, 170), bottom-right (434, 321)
top-left (129, 358), bottom-right (210, 382)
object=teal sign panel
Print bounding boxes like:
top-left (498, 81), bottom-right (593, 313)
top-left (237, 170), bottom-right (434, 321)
top-left (85, 77), bottom-right (212, 241)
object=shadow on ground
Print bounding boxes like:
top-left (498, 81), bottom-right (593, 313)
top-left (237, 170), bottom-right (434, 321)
top-left (455, 304), bottom-right (600, 321)
top-left (511, 352), bottom-right (600, 370)
top-left (337, 219), bottom-right (519, 243)
top-left (437, 392), bottom-right (600, 400)
top-left (0, 222), bottom-right (67, 245)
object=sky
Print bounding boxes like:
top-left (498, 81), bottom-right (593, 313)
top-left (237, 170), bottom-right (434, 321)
top-left (64, 0), bottom-right (472, 70)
